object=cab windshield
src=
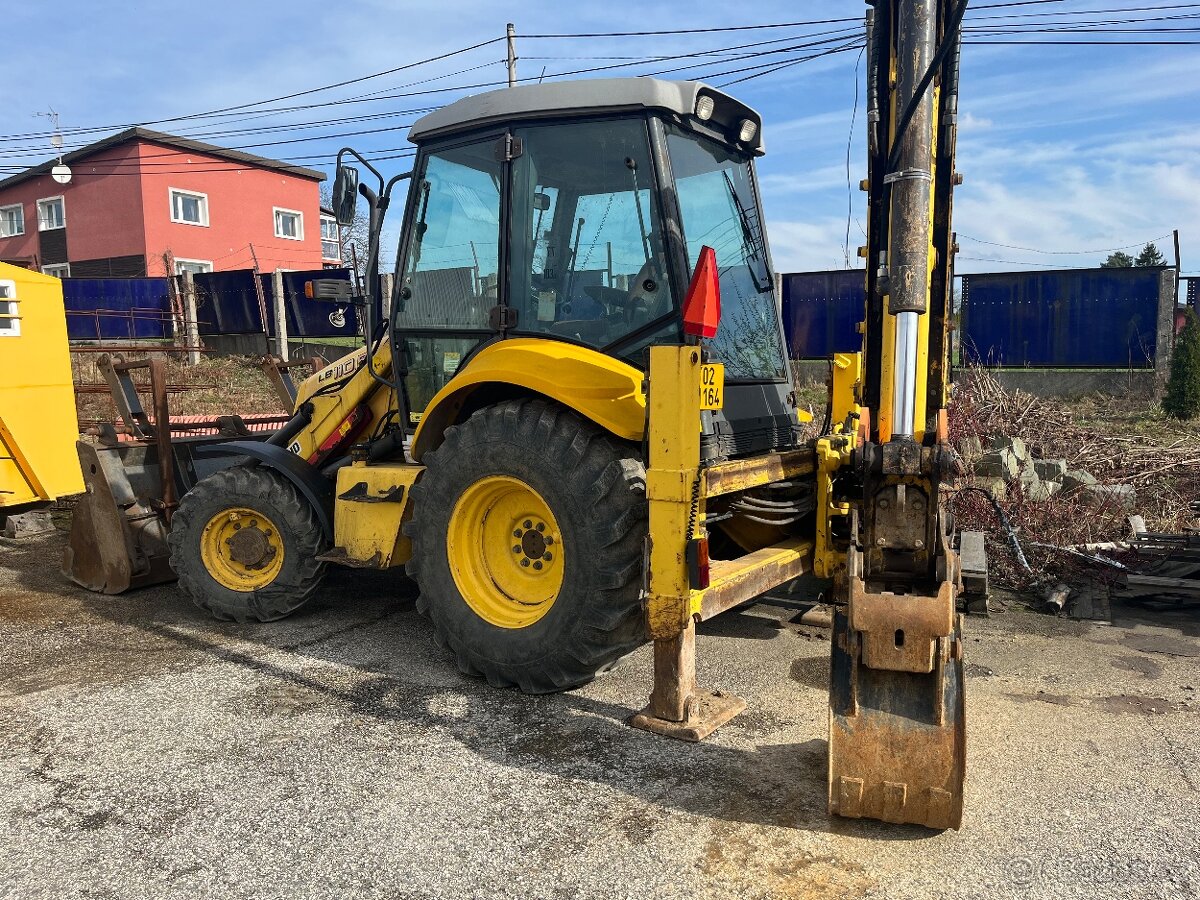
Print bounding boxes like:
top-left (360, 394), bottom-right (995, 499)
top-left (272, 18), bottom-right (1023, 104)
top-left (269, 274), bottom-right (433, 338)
top-left (666, 125), bottom-right (787, 382)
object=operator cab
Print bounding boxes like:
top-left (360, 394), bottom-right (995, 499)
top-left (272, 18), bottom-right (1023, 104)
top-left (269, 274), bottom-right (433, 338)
top-left (392, 78), bottom-right (800, 459)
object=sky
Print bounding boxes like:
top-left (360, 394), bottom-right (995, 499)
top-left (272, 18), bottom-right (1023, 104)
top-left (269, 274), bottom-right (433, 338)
top-left (1, 0), bottom-right (1196, 277)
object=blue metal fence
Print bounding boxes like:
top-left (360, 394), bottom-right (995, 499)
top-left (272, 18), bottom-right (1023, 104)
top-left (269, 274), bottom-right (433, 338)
top-left (961, 267), bottom-right (1162, 368)
top-left (193, 268), bottom-right (358, 338)
top-left (62, 277), bottom-right (173, 341)
top-left (267, 269), bottom-right (359, 340)
top-left (193, 270), bottom-right (263, 335)
top-left (780, 269), bottom-right (864, 359)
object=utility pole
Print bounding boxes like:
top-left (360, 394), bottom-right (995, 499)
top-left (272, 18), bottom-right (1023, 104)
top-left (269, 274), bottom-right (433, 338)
top-left (506, 23), bottom-right (517, 88)
top-left (1174, 227), bottom-right (1183, 308)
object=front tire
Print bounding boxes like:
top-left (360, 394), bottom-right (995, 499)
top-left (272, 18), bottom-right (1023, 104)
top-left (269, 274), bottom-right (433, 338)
top-left (406, 398), bottom-right (648, 694)
top-left (168, 465), bottom-right (328, 622)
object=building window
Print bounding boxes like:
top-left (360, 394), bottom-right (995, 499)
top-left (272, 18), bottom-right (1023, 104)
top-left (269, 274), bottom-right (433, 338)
top-left (274, 207), bottom-right (303, 241)
top-left (0, 204), bottom-right (24, 238)
top-left (41, 263), bottom-right (70, 278)
top-left (174, 259), bottom-right (213, 276)
top-left (170, 188), bottom-right (209, 226)
top-left (37, 196), bottom-right (65, 231)
top-left (0, 280), bottom-right (19, 337)
top-left (320, 214), bottom-right (340, 259)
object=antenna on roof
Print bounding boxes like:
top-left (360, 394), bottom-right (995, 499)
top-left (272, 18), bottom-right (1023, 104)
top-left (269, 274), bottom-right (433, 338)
top-left (34, 107), bottom-right (72, 184)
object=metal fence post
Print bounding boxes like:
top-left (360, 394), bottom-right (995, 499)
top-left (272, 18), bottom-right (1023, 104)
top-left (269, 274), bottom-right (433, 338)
top-left (182, 270), bottom-right (201, 366)
top-left (272, 268), bottom-right (289, 362)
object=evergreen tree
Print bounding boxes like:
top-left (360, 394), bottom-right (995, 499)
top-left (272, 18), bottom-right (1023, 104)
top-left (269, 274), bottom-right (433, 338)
top-left (1163, 308), bottom-right (1200, 420)
top-left (1136, 242), bottom-right (1167, 267)
top-left (1102, 250), bottom-right (1134, 268)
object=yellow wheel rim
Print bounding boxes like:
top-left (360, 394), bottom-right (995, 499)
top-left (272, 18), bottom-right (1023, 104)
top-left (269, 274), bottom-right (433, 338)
top-left (447, 476), bottom-right (564, 629)
top-left (199, 507), bottom-right (285, 592)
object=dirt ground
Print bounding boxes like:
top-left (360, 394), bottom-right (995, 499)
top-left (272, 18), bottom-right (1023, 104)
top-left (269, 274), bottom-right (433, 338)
top-left (1, 527), bottom-right (1198, 900)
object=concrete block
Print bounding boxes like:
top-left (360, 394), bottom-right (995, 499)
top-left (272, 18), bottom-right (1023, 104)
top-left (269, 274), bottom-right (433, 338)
top-left (989, 434), bottom-right (1029, 463)
top-left (1026, 479), bottom-right (1062, 502)
top-left (1061, 469), bottom-right (1098, 491)
top-left (1, 510), bottom-right (54, 539)
top-left (1033, 458), bottom-right (1068, 481)
top-left (1086, 483), bottom-right (1136, 510)
top-left (958, 530), bottom-right (990, 616)
top-left (957, 434), bottom-right (983, 459)
top-left (975, 448), bottom-right (1020, 479)
top-left (970, 476), bottom-right (1008, 500)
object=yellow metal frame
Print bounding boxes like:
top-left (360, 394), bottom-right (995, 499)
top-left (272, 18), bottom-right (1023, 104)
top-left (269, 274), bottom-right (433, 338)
top-left (634, 345), bottom-right (813, 736)
top-left (332, 461), bottom-right (424, 568)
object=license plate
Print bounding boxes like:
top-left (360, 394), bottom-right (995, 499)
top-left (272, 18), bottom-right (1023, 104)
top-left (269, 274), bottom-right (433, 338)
top-left (699, 363), bottom-right (724, 410)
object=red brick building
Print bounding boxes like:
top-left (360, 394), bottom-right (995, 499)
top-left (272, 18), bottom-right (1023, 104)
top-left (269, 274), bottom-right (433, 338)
top-left (0, 127), bottom-right (341, 277)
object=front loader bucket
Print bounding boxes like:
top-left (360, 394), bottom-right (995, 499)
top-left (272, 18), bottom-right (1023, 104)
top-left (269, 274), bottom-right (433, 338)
top-left (63, 441), bottom-right (174, 594)
top-left (828, 608), bottom-right (966, 830)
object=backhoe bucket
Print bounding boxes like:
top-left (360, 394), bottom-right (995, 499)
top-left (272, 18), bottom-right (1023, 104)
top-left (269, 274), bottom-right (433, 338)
top-left (828, 608), bottom-right (966, 830)
top-left (64, 441), bottom-right (174, 594)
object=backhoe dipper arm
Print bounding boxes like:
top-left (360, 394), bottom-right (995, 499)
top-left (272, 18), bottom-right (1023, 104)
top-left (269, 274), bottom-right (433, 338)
top-left (826, 0), bottom-right (968, 831)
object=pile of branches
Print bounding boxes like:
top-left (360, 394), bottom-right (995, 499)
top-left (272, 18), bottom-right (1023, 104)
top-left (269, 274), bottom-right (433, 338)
top-left (947, 367), bottom-right (1200, 589)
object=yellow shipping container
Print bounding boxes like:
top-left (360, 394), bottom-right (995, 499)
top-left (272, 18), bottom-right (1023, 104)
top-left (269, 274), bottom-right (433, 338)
top-left (0, 263), bottom-right (83, 510)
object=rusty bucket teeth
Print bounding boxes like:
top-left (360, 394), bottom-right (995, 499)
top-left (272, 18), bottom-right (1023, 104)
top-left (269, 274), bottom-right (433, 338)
top-left (827, 608), bottom-right (966, 831)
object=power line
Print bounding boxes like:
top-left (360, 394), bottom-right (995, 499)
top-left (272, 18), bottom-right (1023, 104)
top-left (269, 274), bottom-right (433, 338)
top-left (959, 232), bottom-right (1174, 254)
top-left (844, 46), bottom-right (865, 270)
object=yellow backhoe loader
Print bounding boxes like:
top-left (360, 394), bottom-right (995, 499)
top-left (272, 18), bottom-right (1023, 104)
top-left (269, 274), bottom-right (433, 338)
top-left (79, 0), bottom-right (971, 829)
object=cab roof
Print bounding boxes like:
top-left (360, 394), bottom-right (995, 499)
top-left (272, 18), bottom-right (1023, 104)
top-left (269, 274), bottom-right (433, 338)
top-left (407, 77), bottom-right (764, 153)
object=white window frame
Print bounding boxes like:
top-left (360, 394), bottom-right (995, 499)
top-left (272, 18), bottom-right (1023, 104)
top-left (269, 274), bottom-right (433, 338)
top-left (173, 258), bottom-right (213, 276)
top-left (273, 207), bottom-right (304, 241)
top-left (37, 195), bottom-right (65, 231)
top-left (0, 203), bottom-right (25, 238)
top-left (41, 263), bottom-right (70, 278)
top-left (320, 214), bottom-right (340, 259)
top-left (169, 188), bottom-right (210, 227)
top-left (0, 280), bottom-right (19, 337)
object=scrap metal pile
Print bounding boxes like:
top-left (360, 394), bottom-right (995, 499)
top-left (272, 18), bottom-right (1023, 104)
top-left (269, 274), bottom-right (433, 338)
top-left (947, 367), bottom-right (1200, 610)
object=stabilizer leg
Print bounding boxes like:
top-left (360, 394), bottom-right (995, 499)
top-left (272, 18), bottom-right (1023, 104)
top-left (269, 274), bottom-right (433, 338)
top-left (628, 619), bottom-right (746, 742)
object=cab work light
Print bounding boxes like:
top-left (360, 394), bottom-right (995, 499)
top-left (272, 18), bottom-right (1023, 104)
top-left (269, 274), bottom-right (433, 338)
top-left (694, 94), bottom-right (715, 121)
top-left (682, 246), bottom-right (721, 339)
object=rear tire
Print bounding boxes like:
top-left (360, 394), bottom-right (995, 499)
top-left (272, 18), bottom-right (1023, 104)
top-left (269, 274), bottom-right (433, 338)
top-left (405, 398), bottom-right (648, 694)
top-left (168, 465), bottom-right (328, 622)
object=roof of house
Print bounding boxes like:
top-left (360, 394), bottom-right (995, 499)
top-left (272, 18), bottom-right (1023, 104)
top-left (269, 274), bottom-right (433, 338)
top-left (0, 126), bottom-right (325, 192)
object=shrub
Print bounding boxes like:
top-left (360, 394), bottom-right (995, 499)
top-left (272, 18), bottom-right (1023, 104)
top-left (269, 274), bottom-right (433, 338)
top-left (1163, 307), bottom-right (1200, 419)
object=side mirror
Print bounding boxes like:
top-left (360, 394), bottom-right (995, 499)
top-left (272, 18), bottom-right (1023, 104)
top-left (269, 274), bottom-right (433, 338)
top-left (533, 192), bottom-right (551, 211)
top-left (333, 165), bottom-right (360, 226)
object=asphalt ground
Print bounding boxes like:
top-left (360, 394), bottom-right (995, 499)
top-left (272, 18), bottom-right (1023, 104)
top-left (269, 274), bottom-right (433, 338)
top-left (1, 529), bottom-right (1198, 900)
